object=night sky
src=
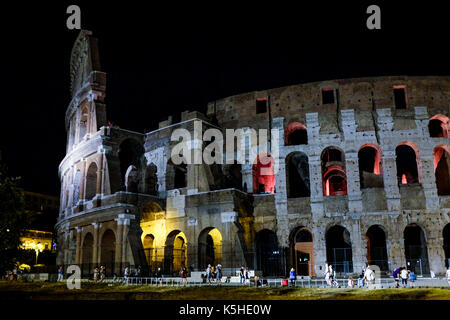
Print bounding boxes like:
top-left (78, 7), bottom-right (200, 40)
top-left (1, 1), bottom-right (449, 196)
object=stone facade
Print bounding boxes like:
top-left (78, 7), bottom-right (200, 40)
top-left (56, 30), bottom-right (450, 278)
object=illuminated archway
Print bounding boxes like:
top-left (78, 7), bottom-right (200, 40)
top-left (433, 145), bottom-right (450, 196)
top-left (429, 114), bottom-right (450, 138)
top-left (164, 230), bottom-right (187, 275)
top-left (285, 122), bottom-right (308, 145)
top-left (290, 227), bottom-right (315, 276)
top-left (143, 234), bottom-right (155, 268)
top-left (198, 227), bottom-right (223, 270)
top-left (321, 147), bottom-right (347, 196)
top-left (252, 154), bottom-right (275, 194)
top-left (396, 142), bottom-right (420, 184)
top-left (286, 152), bottom-right (310, 198)
top-left (358, 144), bottom-right (383, 189)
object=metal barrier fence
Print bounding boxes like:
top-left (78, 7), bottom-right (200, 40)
top-left (121, 276), bottom-right (450, 288)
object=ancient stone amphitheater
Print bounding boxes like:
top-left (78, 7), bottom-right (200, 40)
top-left (56, 30), bottom-right (450, 278)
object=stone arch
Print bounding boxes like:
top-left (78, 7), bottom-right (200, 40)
top-left (198, 227), bottom-right (223, 270)
top-left (125, 165), bottom-right (139, 193)
top-left (404, 223), bottom-right (430, 275)
top-left (118, 138), bottom-right (145, 191)
top-left (85, 162), bottom-right (98, 200)
top-left (78, 104), bottom-right (89, 143)
top-left (100, 229), bottom-right (116, 276)
top-left (286, 152), bottom-right (310, 198)
top-left (145, 163), bottom-right (158, 195)
top-left (321, 147), bottom-right (347, 196)
top-left (289, 226), bottom-right (315, 277)
top-left (81, 232), bottom-right (94, 276)
top-left (433, 145), bottom-right (450, 196)
top-left (358, 144), bottom-right (384, 189)
top-left (429, 114), bottom-right (450, 138)
top-left (396, 142), bottom-right (421, 184)
top-left (255, 229), bottom-right (281, 276)
top-left (325, 225), bottom-right (353, 273)
top-left (143, 234), bottom-right (155, 268)
top-left (443, 223), bottom-right (450, 268)
top-left (164, 230), bottom-right (187, 275)
top-left (141, 201), bottom-right (164, 221)
top-left (285, 122), bottom-right (308, 145)
top-left (252, 153), bottom-right (275, 194)
top-left (166, 158), bottom-right (187, 190)
top-left (365, 225), bottom-right (389, 271)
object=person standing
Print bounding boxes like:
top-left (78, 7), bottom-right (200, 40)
top-left (206, 264), bottom-right (211, 284)
top-left (364, 266), bottom-right (374, 286)
top-left (123, 266), bottom-right (130, 284)
top-left (245, 267), bottom-right (250, 285)
top-left (239, 266), bottom-right (245, 284)
top-left (325, 268), bottom-right (331, 287)
top-left (347, 275), bottom-right (354, 288)
top-left (393, 267), bottom-right (400, 288)
top-left (57, 266), bottom-right (64, 282)
top-left (93, 267), bottom-right (99, 284)
top-left (216, 265), bottom-right (222, 285)
top-left (289, 268), bottom-right (296, 286)
top-left (400, 267), bottom-right (409, 288)
top-left (409, 270), bottom-right (416, 287)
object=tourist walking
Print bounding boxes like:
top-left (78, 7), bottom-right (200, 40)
top-left (57, 266), bottom-right (64, 282)
top-left (364, 266), bottom-right (375, 286)
top-left (347, 275), bottom-right (354, 288)
top-left (245, 267), bottom-right (250, 285)
top-left (400, 267), bottom-right (409, 288)
top-left (357, 274), bottom-right (364, 288)
top-left (393, 267), bottom-right (400, 288)
top-left (216, 265), bottom-right (222, 285)
top-left (124, 266), bottom-right (130, 284)
top-left (99, 266), bottom-right (105, 282)
top-left (93, 267), bottom-right (99, 284)
top-left (409, 270), bottom-right (416, 287)
top-left (325, 267), bottom-right (331, 286)
top-left (446, 266), bottom-right (450, 286)
top-left (182, 267), bottom-right (187, 285)
top-left (289, 267), bottom-right (296, 285)
top-left (206, 264), bottom-right (212, 284)
top-left (239, 266), bottom-right (245, 284)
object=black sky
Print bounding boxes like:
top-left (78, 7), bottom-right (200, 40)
top-left (1, 1), bottom-right (449, 196)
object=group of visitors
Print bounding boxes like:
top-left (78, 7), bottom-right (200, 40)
top-left (205, 264), bottom-right (223, 284)
top-left (239, 266), bottom-right (250, 284)
top-left (179, 267), bottom-right (188, 284)
top-left (392, 266), bottom-right (417, 288)
top-left (347, 265), bottom-right (375, 288)
top-left (325, 264), bottom-right (338, 287)
top-left (123, 265), bottom-right (143, 284)
top-left (93, 266), bottom-right (106, 283)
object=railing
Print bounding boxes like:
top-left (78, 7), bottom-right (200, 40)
top-left (120, 276), bottom-right (450, 288)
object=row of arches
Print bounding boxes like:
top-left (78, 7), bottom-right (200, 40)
top-left (283, 115), bottom-right (449, 147)
top-left (252, 143), bottom-right (450, 197)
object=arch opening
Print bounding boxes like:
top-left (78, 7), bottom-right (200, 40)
top-left (145, 163), bottom-right (158, 195)
top-left (366, 225), bottom-right (388, 271)
top-left (290, 227), bottom-right (315, 277)
top-left (85, 162), bottom-right (98, 200)
top-left (434, 146), bottom-right (450, 196)
top-left (100, 230), bottom-right (116, 277)
top-left (326, 225), bottom-right (353, 273)
top-left (286, 152), bottom-right (310, 198)
top-left (321, 147), bottom-right (347, 196)
top-left (252, 154), bottom-right (275, 194)
top-left (404, 224), bottom-right (430, 275)
top-left (164, 230), bottom-right (187, 275)
top-left (143, 234), bottom-right (155, 269)
top-left (81, 233), bottom-right (93, 276)
top-left (396, 144), bottom-right (420, 184)
top-left (255, 229), bottom-right (281, 276)
top-left (358, 145), bottom-right (384, 189)
top-left (285, 122), bottom-right (308, 145)
top-left (198, 228), bottom-right (222, 270)
top-left (118, 139), bottom-right (145, 192)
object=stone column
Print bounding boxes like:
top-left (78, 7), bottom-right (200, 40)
top-left (427, 232), bottom-right (446, 275)
top-left (92, 222), bottom-right (99, 265)
top-left (420, 153), bottom-right (440, 211)
top-left (115, 213), bottom-right (135, 273)
top-left (115, 222), bottom-right (124, 274)
top-left (345, 152), bottom-right (363, 213)
top-left (312, 225), bottom-right (327, 277)
top-left (75, 227), bottom-right (82, 265)
top-left (79, 158), bottom-right (87, 203)
top-left (241, 163), bottom-right (253, 193)
top-left (381, 150), bottom-right (401, 211)
top-left (308, 155), bottom-right (324, 219)
top-left (349, 219), bottom-right (366, 273)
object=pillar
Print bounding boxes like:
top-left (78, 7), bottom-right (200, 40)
top-left (92, 222), bottom-right (99, 265)
top-left (75, 227), bottom-right (82, 265)
top-left (345, 152), bottom-right (363, 213)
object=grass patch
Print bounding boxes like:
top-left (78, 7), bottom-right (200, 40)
top-left (0, 281), bottom-right (449, 300)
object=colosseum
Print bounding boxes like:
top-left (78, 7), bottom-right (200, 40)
top-left (55, 30), bottom-right (450, 279)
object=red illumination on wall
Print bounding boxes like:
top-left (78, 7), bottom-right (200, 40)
top-left (253, 154), bottom-right (275, 194)
top-left (401, 174), bottom-right (407, 184)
